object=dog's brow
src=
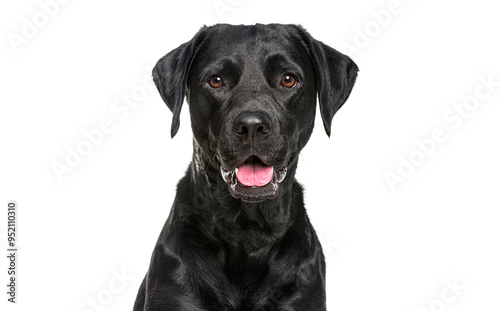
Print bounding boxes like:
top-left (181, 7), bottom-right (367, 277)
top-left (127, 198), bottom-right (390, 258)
top-left (263, 54), bottom-right (304, 80)
top-left (201, 57), bottom-right (241, 79)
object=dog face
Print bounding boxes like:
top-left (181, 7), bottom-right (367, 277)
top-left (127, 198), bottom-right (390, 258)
top-left (153, 24), bottom-right (358, 202)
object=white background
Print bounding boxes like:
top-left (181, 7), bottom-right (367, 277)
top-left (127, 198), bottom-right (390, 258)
top-left (1, 0), bottom-right (499, 310)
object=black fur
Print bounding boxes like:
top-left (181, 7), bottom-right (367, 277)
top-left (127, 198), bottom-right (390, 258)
top-left (134, 24), bottom-right (358, 311)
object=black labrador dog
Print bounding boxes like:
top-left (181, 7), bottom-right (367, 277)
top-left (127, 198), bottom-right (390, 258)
top-left (134, 24), bottom-right (358, 311)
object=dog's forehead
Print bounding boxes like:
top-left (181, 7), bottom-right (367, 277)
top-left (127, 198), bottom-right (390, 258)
top-left (198, 24), bottom-right (307, 64)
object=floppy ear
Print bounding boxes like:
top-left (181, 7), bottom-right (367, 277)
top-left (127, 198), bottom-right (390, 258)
top-left (152, 29), bottom-right (206, 138)
top-left (303, 31), bottom-right (359, 137)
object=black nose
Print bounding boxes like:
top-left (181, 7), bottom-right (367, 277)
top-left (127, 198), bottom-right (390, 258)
top-left (233, 111), bottom-right (272, 142)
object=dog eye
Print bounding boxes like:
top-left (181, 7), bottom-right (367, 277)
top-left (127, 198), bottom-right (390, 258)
top-left (208, 76), bottom-right (224, 88)
top-left (281, 75), bottom-right (297, 88)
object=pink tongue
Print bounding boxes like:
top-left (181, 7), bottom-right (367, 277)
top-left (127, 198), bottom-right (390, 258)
top-left (237, 161), bottom-right (273, 187)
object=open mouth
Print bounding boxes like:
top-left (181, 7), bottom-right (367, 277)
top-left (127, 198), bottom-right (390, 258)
top-left (220, 155), bottom-right (287, 202)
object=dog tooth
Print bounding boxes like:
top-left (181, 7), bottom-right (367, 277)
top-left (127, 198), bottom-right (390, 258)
top-left (231, 170), bottom-right (238, 185)
top-left (276, 167), bottom-right (287, 183)
top-left (230, 172), bottom-right (238, 192)
top-left (220, 167), bottom-right (232, 183)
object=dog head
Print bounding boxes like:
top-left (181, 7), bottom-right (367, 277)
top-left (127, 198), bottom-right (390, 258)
top-left (153, 24), bottom-right (358, 202)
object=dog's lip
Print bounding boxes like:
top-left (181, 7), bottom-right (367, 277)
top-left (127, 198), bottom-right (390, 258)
top-left (220, 165), bottom-right (288, 185)
top-left (236, 154), bottom-right (271, 168)
top-left (219, 155), bottom-right (288, 202)
top-left (220, 166), bottom-right (288, 203)
top-left (220, 155), bottom-right (287, 183)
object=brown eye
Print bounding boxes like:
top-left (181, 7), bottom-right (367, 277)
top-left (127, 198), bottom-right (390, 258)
top-left (281, 75), bottom-right (297, 88)
top-left (209, 76), bottom-right (224, 88)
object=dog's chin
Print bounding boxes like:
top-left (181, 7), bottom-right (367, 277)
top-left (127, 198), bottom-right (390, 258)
top-left (229, 181), bottom-right (279, 203)
top-left (219, 156), bottom-right (287, 203)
